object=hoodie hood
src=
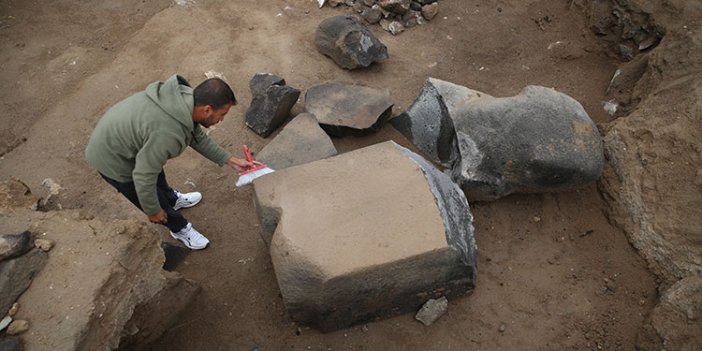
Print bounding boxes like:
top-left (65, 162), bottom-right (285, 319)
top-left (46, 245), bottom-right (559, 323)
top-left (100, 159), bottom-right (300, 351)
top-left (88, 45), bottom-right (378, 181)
top-left (145, 74), bottom-right (194, 129)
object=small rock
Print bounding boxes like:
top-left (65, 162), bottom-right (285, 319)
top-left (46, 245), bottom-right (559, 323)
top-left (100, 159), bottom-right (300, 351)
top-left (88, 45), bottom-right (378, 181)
top-left (415, 296), bottom-right (448, 326)
top-left (0, 315), bottom-right (12, 331)
top-left (421, 2), bottom-right (439, 21)
top-left (34, 238), bottom-right (54, 252)
top-left (533, 216), bottom-right (541, 223)
top-left (380, 19), bottom-right (405, 35)
top-left (361, 7), bottom-right (383, 24)
top-left (7, 319), bottom-right (29, 335)
top-left (8, 302), bottom-right (19, 316)
top-left (352, 1), bottom-right (366, 13)
top-left (378, 0), bottom-right (411, 15)
top-left (314, 16), bottom-right (388, 69)
top-left (410, 1), bottom-right (422, 11)
top-left (618, 44), bottom-right (634, 61)
top-left (498, 323), bottom-right (506, 332)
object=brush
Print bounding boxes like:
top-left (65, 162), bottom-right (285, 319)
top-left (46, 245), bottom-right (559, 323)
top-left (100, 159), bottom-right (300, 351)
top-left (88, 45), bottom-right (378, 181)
top-left (235, 145), bottom-right (274, 187)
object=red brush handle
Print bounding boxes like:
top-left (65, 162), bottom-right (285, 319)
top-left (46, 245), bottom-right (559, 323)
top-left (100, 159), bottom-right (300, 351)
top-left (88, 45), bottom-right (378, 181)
top-left (243, 145), bottom-right (254, 163)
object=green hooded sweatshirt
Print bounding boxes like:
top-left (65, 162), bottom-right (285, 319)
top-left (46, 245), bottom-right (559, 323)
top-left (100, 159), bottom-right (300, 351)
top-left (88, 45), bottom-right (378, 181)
top-left (85, 75), bottom-right (232, 215)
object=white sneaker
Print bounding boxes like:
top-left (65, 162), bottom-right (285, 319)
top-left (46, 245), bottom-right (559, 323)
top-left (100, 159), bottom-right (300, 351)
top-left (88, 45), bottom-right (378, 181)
top-left (173, 191), bottom-right (202, 210)
top-left (170, 223), bottom-right (209, 250)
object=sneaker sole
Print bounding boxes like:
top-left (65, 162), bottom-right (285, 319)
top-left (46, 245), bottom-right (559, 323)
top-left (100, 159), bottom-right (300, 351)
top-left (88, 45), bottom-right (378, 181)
top-left (173, 198), bottom-right (202, 211)
top-left (170, 232), bottom-right (209, 250)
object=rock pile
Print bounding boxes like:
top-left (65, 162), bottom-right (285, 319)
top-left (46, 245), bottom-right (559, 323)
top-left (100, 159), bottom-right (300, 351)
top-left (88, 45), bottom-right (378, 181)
top-left (322, 0), bottom-right (440, 35)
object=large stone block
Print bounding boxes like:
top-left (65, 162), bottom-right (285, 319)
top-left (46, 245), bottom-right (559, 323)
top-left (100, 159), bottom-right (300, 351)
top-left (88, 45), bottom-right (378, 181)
top-left (253, 141), bottom-right (476, 331)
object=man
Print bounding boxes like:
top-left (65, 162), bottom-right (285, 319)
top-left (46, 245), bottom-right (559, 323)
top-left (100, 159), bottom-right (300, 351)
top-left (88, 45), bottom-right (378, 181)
top-left (85, 74), bottom-right (252, 250)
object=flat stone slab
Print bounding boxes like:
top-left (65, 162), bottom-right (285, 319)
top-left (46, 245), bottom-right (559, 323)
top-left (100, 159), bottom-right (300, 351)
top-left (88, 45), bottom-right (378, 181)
top-left (256, 113), bottom-right (337, 170)
top-left (253, 141), bottom-right (476, 331)
top-left (304, 83), bottom-right (393, 137)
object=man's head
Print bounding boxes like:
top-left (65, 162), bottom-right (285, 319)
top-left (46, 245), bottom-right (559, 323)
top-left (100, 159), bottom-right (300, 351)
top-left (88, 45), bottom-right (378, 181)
top-left (192, 78), bottom-right (237, 128)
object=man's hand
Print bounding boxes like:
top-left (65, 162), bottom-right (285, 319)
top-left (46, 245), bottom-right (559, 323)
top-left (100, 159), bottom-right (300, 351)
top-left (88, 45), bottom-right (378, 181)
top-left (148, 209), bottom-right (168, 224)
top-left (227, 156), bottom-right (254, 172)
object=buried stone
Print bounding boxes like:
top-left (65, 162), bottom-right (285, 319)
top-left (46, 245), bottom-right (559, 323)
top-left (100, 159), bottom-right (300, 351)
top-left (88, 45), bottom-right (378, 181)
top-left (245, 73), bottom-right (300, 138)
top-left (315, 16), bottom-right (388, 70)
top-left (304, 82), bottom-right (393, 137)
top-left (252, 141), bottom-right (476, 331)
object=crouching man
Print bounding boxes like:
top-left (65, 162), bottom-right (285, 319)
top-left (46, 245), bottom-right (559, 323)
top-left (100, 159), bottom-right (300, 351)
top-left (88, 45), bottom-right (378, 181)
top-left (85, 74), bottom-right (252, 249)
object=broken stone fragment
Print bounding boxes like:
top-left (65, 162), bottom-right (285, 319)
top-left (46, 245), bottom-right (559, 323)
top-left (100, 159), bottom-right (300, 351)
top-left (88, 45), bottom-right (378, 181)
top-left (256, 113), bottom-right (337, 171)
top-left (245, 73), bottom-right (301, 138)
top-left (8, 302), bottom-right (19, 316)
top-left (449, 85), bottom-right (604, 200)
top-left (421, 2), bottom-right (439, 21)
top-left (378, 0), bottom-right (411, 15)
top-left (0, 231), bottom-right (32, 262)
top-left (361, 7), bottom-right (383, 24)
top-left (380, 19), bottom-right (405, 35)
top-left (249, 72), bottom-right (286, 97)
top-left (304, 83), bottom-right (393, 137)
top-left (391, 78), bottom-right (483, 167)
top-left (7, 319), bottom-right (29, 335)
top-left (34, 238), bottom-right (54, 252)
top-left (0, 315), bottom-right (11, 332)
top-left (314, 16), bottom-right (389, 70)
top-left (415, 296), bottom-right (448, 326)
top-left (253, 141), bottom-right (476, 331)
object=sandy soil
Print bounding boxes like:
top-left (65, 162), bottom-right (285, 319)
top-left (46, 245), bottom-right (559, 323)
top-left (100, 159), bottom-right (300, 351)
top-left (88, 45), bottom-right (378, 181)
top-left (0, 0), bottom-right (659, 350)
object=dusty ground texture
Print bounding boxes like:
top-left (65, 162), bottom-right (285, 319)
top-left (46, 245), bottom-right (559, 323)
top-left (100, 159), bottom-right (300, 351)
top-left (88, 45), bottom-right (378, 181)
top-left (1, 0), bottom-right (698, 350)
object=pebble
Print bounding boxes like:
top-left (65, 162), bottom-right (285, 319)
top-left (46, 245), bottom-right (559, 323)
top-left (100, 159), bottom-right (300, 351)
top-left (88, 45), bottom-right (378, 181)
top-left (8, 302), bottom-right (19, 316)
top-left (7, 319), bottom-right (29, 335)
top-left (498, 323), bottom-right (506, 332)
top-left (35, 238), bottom-right (55, 252)
top-left (0, 316), bottom-right (12, 331)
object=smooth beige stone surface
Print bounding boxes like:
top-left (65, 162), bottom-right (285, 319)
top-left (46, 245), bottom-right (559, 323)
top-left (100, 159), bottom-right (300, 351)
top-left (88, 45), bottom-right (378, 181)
top-left (254, 141), bottom-right (447, 278)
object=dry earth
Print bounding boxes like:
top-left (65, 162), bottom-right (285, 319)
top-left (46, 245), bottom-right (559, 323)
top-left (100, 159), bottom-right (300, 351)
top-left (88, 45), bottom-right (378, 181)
top-left (2, 0), bottom-right (696, 350)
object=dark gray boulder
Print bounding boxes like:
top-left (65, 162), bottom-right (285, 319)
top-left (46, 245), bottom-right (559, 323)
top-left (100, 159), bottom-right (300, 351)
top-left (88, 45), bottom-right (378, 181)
top-left (256, 113), bottom-right (337, 170)
top-left (0, 231), bottom-right (32, 262)
top-left (450, 85), bottom-right (604, 200)
top-left (314, 16), bottom-right (389, 70)
top-left (0, 249), bottom-right (48, 316)
top-left (304, 83), bottom-right (393, 137)
top-left (245, 73), bottom-right (301, 138)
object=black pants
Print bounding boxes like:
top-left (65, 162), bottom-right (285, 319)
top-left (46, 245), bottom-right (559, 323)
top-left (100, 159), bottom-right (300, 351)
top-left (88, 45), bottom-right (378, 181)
top-left (100, 171), bottom-right (188, 233)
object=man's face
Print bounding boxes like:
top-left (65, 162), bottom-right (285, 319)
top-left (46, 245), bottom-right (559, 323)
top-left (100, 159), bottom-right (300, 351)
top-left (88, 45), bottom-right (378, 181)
top-left (201, 103), bottom-right (233, 128)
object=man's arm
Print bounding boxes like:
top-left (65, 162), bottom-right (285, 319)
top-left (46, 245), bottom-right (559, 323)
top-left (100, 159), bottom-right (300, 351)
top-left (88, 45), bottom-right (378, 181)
top-left (190, 125), bottom-right (253, 171)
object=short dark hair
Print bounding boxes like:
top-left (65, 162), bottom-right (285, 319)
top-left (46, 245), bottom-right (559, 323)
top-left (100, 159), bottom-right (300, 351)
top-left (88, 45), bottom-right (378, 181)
top-left (193, 78), bottom-right (236, 109)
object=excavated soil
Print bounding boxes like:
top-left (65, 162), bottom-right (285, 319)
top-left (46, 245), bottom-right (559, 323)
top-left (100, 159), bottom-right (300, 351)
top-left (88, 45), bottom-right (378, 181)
top-left (3, 0), bottom-right (694, 350)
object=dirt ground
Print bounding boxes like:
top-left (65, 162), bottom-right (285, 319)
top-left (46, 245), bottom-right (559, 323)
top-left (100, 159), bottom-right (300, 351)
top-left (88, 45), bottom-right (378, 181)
top-left (0, 0), bottom-right (661, 350)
